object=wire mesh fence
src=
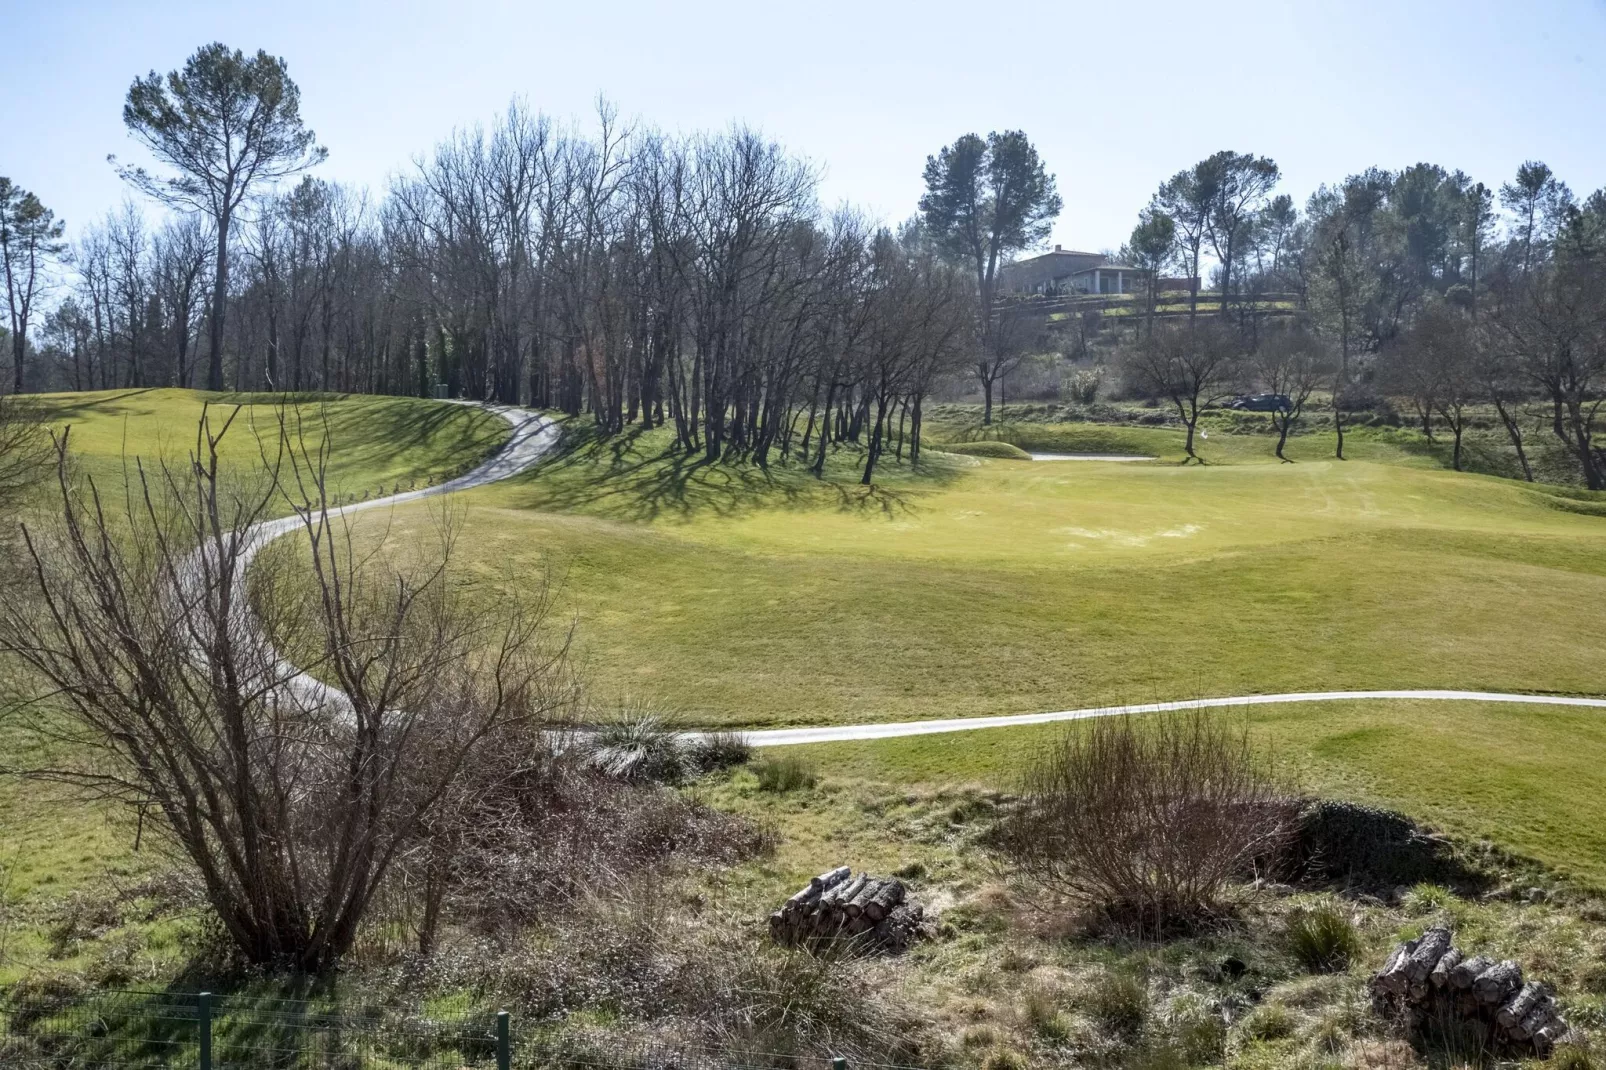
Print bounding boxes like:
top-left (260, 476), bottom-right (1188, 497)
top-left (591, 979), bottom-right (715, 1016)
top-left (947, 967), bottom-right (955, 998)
top-left (0, 985), bottom-right (870, 1070)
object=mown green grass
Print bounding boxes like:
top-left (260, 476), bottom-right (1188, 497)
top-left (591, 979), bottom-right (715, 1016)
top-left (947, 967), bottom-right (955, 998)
top-left (17, 387), bottom-right (511, 508)
top-left (350, 420), bottom-right (1606, 729)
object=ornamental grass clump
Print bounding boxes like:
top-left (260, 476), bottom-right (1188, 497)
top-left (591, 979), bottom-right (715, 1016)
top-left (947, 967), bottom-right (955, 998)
top-left (1287, 904), bottom-right (1362, 973)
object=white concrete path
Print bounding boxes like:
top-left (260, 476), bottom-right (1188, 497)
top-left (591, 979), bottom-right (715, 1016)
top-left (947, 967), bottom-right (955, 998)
top-left (239, 404), bottom-right (558, 711)
top-left (1028, 452), bottom-right (1154, 462)
top-left (740, 690), bottom-right (1606, 747)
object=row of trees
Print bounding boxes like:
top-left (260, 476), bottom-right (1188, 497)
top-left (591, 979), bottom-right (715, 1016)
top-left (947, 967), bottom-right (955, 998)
top-left (7, 45), bottom-right (977, 485)
top-left (4, 42), bottom-right (1601, 486)
top-left (1117, 153), bottom-right (1606, 487)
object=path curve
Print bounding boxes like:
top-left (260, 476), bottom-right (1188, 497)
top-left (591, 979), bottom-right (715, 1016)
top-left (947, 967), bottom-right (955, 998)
top-left (240, 403), bottom-right (559, 710)
top-left (242, 404), bottom-right (1606, 739)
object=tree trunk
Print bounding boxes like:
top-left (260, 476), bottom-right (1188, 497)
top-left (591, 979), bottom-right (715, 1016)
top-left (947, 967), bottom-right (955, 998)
top-left (1492, 397), bottom-right (1534, 481)
top-left (207, 211), bottom-right (231, 392)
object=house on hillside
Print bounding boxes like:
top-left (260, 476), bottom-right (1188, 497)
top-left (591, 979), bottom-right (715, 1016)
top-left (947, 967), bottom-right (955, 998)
top-left (999, 247), bottom-right (1201, 297)
top-left (999, 247), bottom-right (1144, 295)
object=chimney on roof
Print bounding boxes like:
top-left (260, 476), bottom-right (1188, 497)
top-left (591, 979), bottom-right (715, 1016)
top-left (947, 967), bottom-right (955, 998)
top-left (1054, 244), bottom-right (1062, 252)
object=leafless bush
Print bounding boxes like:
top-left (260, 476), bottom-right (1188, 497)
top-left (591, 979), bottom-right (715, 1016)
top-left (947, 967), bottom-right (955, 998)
top-left (995, 712), bottom-right (1296, 933)
top-left (0, 406), bottom-right (578, 972)
top-left (391, 737), bottom-right (772, 953)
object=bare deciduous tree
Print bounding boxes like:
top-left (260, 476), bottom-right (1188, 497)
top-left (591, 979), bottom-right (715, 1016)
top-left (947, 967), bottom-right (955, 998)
top-left (1250, 326), bottom-right (1325, 462)
top-left (1487, 253), bottom-right (1606, 489)
top-left (0, 407), bottom-right (575, 972)
top-left (1382, 302), bottom-right (1480, 470)
top-left (1118, 321), bottom-right (1242, 462)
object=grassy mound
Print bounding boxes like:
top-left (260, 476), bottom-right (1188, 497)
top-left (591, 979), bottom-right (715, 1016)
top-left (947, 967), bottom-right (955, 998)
top-left (18, 388), bottom-right (511, 507)
top-left (757, 698), bottom-right (1606, 886)
top-left (941, 440), bottom-right (1033, 460)
top-left (338, 420), bottom-right (1606, 732)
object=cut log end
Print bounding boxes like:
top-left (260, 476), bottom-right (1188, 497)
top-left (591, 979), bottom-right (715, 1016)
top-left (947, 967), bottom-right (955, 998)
top-left (1371, 933), bottom-right (1568, 1058)
top-left (773, 867), bottom-right (927, 955)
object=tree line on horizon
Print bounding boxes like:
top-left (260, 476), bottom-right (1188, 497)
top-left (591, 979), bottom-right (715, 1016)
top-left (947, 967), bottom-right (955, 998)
top-left (1102, 151), bottom-right (1606, 486)
top-left (1, 42), bottom-right (1603, 486)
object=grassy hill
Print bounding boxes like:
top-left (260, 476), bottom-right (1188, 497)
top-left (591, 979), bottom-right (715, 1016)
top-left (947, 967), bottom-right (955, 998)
top-left (14, 387), bottom-right (511, 508)
top-left (328, 414), bottom-right (1606, 882)
top-left (4, 393), bottom-right (1606, 1062)
top-left (5, 394), bottom-right (1606, 955)
top-left (352, 420), bottom-right (1606, 730)
top-left (767, 698), bottom-right (1606, 886)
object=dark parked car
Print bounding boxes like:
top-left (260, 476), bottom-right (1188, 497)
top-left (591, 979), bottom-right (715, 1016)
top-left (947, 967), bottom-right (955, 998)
top-left (1226, 393), bottom-right (1293, 413)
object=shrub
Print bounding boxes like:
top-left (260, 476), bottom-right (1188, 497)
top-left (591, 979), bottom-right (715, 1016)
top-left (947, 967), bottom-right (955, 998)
top-left (585, 711), bottom-right (692, 783)
top-left (1020, 984), bottom-right (1072, 1042)
top-left (1401, 883), bottom-right (1458, 916)
top-left (1085, 969), bottom-right (1149, 1037)
top-left (995, 712), bottom-right (1296, 931)
top-left (961, 1025), bottom-right (999, 1050)
top-left (0, 394), bottom-right (47, 518)
top-left (1286, 904), bottom-right (1361, 973)
top-left (1065, 367), bottom-right (1104, 405)
top-left (1547, 1043), bottom-right (1598, 1070)
top-left (1164, 995), bottom-right (1227, 1064)
top-left (981, 1047), bottom-right (1029, 1070)
top-left (402, 754), bottom-right (771, 939)
top-left (1288, 800), bottom-right (1484, 891)
top-left (1240, 1002), bottom-right (1295, 1041)
top-left (944, 440), bottom-right (1033, 460)
top-left (430, 894), bottom-right (923, 1065)
top-left (688, 730), bottom-right (752, 773)
top-left (754, 755), bottom-right (818, 793)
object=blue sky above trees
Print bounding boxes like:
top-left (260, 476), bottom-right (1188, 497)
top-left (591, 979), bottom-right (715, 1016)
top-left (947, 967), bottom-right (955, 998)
top-left (3, 0), bottom-right (1605, 254)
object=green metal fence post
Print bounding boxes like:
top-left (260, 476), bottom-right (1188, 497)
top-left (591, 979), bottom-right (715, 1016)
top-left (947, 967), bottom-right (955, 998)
top-left (198, 992), bottom-right (213, 1070)
top-left (497, 1009), bottom-right (510, 1070)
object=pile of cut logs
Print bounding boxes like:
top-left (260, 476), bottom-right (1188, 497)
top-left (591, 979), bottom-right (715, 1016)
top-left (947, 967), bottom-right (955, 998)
top-left (769, 866), bottom-right (926, 953)
top-left (1371, 926), bottom-right (1573, 1056)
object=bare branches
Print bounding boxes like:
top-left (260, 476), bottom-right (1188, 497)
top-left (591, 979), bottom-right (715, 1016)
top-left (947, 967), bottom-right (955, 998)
top-left (1118, 322), bottom-right (1243, 461)
top-left (1250, 326), bottom-right (1325, 462)
top-left (996, 712), bottom-right (1295, 935)
top-left (0, 406), bottom-right (575, 972)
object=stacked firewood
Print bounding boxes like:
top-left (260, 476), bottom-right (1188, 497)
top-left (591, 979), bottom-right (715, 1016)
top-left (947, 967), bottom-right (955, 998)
top-left (769, 866), bottom-right (926, 953)
top-left (1371, 926), bottom-right (1573, 1056)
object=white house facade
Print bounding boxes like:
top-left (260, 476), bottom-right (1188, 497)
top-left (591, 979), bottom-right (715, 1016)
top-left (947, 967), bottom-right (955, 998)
top-left (999, 247), bottom-right (1144, 296)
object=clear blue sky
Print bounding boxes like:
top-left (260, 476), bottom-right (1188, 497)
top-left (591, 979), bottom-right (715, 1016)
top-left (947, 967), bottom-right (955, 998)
top-left (4, 0), bottom-right (1605, 253)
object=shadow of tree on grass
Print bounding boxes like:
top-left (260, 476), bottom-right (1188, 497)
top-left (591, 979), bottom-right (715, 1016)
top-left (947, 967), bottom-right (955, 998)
top-left (505, 422), bottom-right (961, 524)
